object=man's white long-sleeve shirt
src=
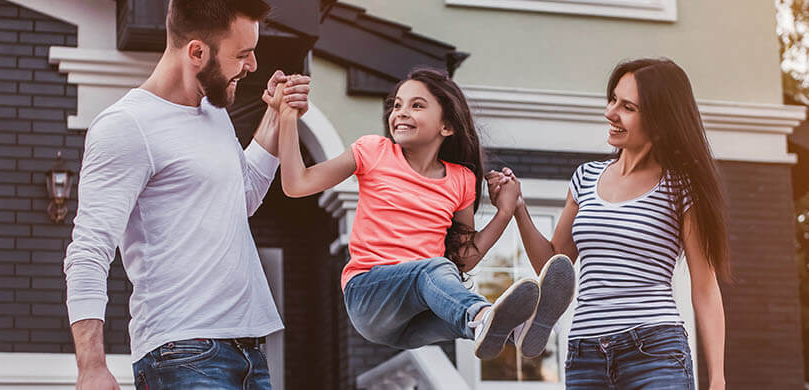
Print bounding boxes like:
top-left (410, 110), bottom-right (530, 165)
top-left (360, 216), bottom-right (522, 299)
top-left (64, 88), bottom-right (283, 362)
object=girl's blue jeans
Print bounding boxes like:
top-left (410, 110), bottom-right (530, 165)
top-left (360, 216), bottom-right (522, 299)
top-left (343, 257), bottom-right (490, 349)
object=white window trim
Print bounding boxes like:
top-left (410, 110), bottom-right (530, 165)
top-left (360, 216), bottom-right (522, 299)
top-left (445, 0), bottom-right (677, 22)
top-left (258, 248), bottom-right (285, 390)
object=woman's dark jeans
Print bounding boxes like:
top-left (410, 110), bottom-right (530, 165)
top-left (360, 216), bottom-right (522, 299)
top-left (565, 325), bottom-right (694, 390)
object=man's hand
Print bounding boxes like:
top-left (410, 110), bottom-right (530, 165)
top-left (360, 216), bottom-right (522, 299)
top-left (269, 83), bottom-right (298, 119)
top-left (262, 70), bottom-right (310, 117)
top-left (77, 366), bottom-right (120, 390)
top-left (72, 319), bottom-right (120, 390)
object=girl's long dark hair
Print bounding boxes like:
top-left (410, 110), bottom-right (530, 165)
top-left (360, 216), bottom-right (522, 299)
top-left (383, 67), bottom-right (484, 272)
top-left (608, 58), bottom-right (730, 282)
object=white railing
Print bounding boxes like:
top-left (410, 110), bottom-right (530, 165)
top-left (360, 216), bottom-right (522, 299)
top-left (357, 346), bottom-right (470, 390)
top-left (0, 353), bottom-right (134, 389)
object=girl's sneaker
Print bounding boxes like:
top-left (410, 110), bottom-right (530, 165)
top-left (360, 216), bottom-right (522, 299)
top-left (514, 254), bottom-right (576, 359)
top-left (470, 277), bottom-right (540, 360)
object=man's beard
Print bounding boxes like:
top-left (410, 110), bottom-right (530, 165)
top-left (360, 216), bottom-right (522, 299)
top-left (196, 54), bottom-right (242, 108)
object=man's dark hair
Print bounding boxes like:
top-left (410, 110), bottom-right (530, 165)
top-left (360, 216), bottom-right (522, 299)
top-left (166, 0), bottom-right (271, 49)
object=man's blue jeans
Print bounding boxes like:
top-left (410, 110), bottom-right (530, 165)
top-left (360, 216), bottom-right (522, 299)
top-left (565, 325), bottom-right (695, 389)
top-left (343, 257), bottom-right (490, 349)
top-left (133, 338), bottom-right (271, 389)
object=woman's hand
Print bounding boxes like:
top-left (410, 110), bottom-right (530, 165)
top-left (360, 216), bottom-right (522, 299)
top-left (708, 380), bottom-right (726, 390)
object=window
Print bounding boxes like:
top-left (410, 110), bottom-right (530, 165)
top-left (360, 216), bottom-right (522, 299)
top-left (456, 204), bottom-right (573, 389)
top-left (445, 0), bottom-right (677, 22)
top-left (258, 248), bottom-right (285, 390)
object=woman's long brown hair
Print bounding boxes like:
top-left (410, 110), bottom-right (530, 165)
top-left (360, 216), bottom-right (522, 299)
top-left (608, 58), bottom-right (730, 281)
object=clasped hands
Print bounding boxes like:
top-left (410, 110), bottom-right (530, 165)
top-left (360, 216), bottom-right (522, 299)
top-left (262, 70), bottom-right (311, 118)
top-left (486, 167), bottom-right (524, 214)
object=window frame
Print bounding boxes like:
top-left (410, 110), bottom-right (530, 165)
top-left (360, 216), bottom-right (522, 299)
top-left (444, 0), bottom-right (677, 22)
top-left (456, 202), bottom-right (570, 389)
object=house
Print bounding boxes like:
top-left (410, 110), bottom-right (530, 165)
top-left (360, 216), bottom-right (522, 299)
top-left (0, 0), bottom-right (804, 389)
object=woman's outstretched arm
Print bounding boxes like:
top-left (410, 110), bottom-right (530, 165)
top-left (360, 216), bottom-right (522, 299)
top-left (488, 169), bottom-right (578, 274)
top-left (514, 191), bottom-right (578, 274)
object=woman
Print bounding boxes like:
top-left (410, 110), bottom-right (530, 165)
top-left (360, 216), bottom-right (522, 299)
top-left (488, 58), bottom-right (728, 389)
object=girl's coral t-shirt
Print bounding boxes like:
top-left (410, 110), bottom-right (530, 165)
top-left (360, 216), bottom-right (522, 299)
top-left (340, 135), bottom-right (476, 290)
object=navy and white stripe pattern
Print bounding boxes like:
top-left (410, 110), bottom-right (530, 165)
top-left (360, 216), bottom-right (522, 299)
top-left (568, 160), bottom-right (690, 340)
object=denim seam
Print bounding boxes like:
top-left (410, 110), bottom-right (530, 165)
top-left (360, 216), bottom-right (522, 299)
top-left (153, 338), bottom-right (220, 370)
top-left (421, 269), bottom-right (466, 321)
top-left (636, 340), bottom-right (688, 371)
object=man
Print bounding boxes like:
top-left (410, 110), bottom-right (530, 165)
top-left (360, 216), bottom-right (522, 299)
top-left (63, 0), bottom-right (310, 388)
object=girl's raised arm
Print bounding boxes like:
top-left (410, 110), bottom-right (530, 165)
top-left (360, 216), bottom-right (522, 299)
top-left (452, 177), bottom-right (521, 272)
top-left (270, 83), bottom-right (356, 198)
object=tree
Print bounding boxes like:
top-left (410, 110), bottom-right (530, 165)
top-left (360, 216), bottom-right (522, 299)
top-left (778, 0), bottom-right (809, 104)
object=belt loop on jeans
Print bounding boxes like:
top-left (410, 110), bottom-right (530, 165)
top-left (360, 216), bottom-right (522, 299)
top-left (231, 337), bottom-right (266, 348)
top-left (570, 339), bottom-right (581, 357)
top-left (629, 328), bottom-right (641, 347)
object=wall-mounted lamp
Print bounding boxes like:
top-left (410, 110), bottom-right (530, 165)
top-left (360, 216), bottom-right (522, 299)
top-left (45, 151), bottom-right (74, 223)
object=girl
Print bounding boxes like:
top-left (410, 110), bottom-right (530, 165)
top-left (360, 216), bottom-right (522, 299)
top-left (267, 68), bottom-right (571, 360)
top-left (489, 58), bottom-right (727, 389)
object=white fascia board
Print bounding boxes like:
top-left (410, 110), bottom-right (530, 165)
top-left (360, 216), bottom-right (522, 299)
top-left (446, 0), bottom-right (677, 22)
top-left (0, 353), bottom-right (133, 387)
top-left (48, 47), bottom-right (159, 130)
top-left (48, 47), bottom-right (807, 164)
top-left (49, 47), bottom-right (158, 87)
top-left (463, 85), bottom-right (807, 164)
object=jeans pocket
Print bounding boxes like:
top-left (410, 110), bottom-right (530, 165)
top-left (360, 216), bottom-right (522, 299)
top-left (154, 338), bottom-right (218, 368)
top-left (637, 337), bottom-right (687, 369)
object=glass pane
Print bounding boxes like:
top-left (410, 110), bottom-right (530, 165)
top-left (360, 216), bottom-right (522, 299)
top-left (475, 270), bottom-right (514, 302)
top-left (481, 335), bottom-right (561, 382)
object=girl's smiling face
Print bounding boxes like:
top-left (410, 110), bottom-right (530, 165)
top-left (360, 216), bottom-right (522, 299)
top-left (388, 80), bottom-right (453, 149)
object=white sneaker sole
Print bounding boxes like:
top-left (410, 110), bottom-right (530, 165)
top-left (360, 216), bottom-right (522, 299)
top-left (475, 278), bottom-right (540, 360)
top-left (517, 254), bottom-right (576, 359)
